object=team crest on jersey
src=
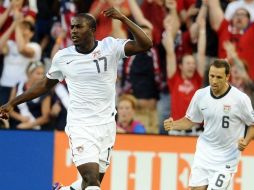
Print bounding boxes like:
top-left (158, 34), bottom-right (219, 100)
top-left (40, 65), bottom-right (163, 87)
top-left (92, 50), bottom-right (101, 59)
top-left (223, 105), bottom-right (231, 113)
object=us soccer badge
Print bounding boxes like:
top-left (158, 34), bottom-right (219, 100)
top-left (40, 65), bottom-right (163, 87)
top-left (223, 105), bottom-right (231, 114)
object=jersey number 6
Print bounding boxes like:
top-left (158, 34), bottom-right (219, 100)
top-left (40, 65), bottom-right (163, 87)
top-left (222, 116), bottom-right (230, 128)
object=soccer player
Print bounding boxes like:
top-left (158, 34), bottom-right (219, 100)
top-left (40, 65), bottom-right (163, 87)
top-left (0, 7), bottom-right (152, 190)
top-left (164, 59), bottom-right (254, 190)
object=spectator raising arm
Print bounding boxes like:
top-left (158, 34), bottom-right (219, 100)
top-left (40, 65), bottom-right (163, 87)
top-left (224, 41), bottom-right (250, 81)
top-left (162, 23), bottom-right (177, 79)
top-left (164, 0), bottom-right (180, 38)
top-left (0, 21), bottom-right (16, 54)
top-left (208, 0), bottom-right (224, 31)
top-left (15, 21), bottom-right (36, 58)
top-left (127, 0), bottom-right (153, 29)
top-left (0, 5), bottom-right (12, 30)
top-left (190, 0), bottom-right (208, 43)
top-left (196, 18), bottom-right (206, 78)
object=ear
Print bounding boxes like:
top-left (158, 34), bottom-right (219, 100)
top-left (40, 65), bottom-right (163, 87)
top-left (226, 74), bottom-right (230, 81)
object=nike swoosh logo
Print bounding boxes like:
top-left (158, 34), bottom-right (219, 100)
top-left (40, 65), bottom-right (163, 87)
top-left (201, 108), bottom-right (207, 110)
top-left (66, 60), bottom-right (74, 64)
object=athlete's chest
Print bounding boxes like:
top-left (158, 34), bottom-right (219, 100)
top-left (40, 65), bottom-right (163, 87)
top-left (199, 96), bottom-right (239, 121)
top-left (60, 50), bottom-right (116, 79)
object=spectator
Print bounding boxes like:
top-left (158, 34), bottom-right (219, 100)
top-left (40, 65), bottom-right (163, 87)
top-left (162, 13), bottom-right (205, 135)
top-left (117, 94), bottom-right (146, 134)
top-left (225, 0), bottom-right (254, 22)
top-left (0, 20), bottom-right (41, 105)
top-left (224, 40), bottom-right (254, 107)
top-left (123, 25), bottom-right (160, 134)
top-left (127, 0), bottom-right (153, 29)
top-left (9, 61), bottom-right (50, 130)
top-left (0, 0), bottom-right (36, 38)
top-left (208, 0), bottom-right (254, 80)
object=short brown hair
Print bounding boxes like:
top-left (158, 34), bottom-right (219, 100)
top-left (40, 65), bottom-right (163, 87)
top-left (118, 94), bottom-right (137, 109)
top-left (210, 59), bottom-right (231, 75)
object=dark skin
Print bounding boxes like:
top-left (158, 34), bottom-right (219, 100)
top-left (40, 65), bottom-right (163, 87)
top-left (0, 7), bottom-right (152, 190)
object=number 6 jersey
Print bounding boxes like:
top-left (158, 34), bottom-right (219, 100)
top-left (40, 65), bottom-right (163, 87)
top-left (46, 37), bottom-right (130, 127)
top-left (186, 85), bottom-right (254, 172)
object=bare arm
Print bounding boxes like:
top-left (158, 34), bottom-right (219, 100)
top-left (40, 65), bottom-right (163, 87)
top-left (190, 1), bottom-right (208, 43)
top-left (196, 18), bottom-right (206, 78)
top-left (15, 22), bottom-right (36, 58)
top-left (103, 7), bottom-right (153, 56)
top-left (162, 26), bottom-right (177, 79)
top-left (0, 6), bottom-right (11, 30)
top-left (164, 0), bottom-right (180, 38)
top-left (127, 0), bottom-right (153, 29)
top-left (239, 125), bottom-right (254, 151)
top-left (164, 117), bottom-right (196, 131)
top-left (0, 21), bottom-right (16, 54)
top-left (208, 0), bottom-right (224, 31)
top-left (224, 41), bottom-right (250, 81)
top-left (0, 77), bottom-right (58, 119)
top-left (89, 0), bottom-right (105, 18)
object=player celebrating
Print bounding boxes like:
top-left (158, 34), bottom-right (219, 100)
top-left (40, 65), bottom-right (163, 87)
top-left (0, 7), bottom-right (152, 190)
top-left (164, 59), bottom-right (254, 190)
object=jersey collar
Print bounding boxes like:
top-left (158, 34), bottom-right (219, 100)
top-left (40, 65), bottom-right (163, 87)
top-left (210, 85), bottom-right (231, 99)
top-left (75, 41), bottom-right (98, 54)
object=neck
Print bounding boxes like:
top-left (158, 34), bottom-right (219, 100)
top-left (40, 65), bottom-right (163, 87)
top-left (75, 38), bottom-right (96, 54)
top-left (213, 83), bottom-right (229, 97)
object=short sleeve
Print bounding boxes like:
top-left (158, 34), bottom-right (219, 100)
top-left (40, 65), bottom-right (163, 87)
top-left (185, 90), bottom-right (203, 123)
top-left (240, 94), bottom-right (254, 126)
top-left (46, 52), bottom-right (65, 82)
top-left (114, 38), bottom-right (131, 59)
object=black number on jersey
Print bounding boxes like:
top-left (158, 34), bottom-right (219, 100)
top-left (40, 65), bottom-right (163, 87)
top-left (93, 56), bottom-right (107, 73)
top-left (222, 116), bottom-right (230, 128)
top-left (215, 174), bottom-right (225, 187)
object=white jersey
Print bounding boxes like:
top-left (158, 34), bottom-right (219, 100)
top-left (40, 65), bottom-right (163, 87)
top-left (46, 37), bottom-right (129, 127)
top-left (186, 86), bottom-right (254, 172)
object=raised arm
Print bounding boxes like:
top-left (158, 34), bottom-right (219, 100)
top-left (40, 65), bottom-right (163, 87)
top-left (103, 7), bottom-right (153, 56)
top-left (223, 41), bottom-right (250, 81)
top-left (208, 0), bottom-right (224, 31)
top-left (164, 0), bottom-right (180, 38)
top-left (127, 0), bottom-right (153, 29)
top-left (0, 77), bottom-right (58, 119)
top-left (15, 22), bottom-right (36, 58)
top-left (0, 21), bottom-right (16, 54)
top-left (0, 6), bottom-right (12, 30)
top-left (89, 0), bottom-right (106, 18)
top-left (196, 18), bottom-right (206, 78)
top-left (190, 0), bottom-right (208, 43)
top-left (162, 23), bottom-right (177, 79)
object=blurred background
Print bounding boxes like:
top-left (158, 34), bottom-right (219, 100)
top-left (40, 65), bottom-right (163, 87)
top-left (0, 0), bottom-right (254, 189)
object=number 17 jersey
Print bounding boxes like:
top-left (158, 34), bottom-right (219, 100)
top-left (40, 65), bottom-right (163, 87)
top-left (186, 86), bottom-right (254, 172)
top-left (46, 37), bottom-right (130, 127)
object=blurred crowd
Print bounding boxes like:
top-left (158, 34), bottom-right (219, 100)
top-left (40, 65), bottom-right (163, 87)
top-left (0, 0), bottom-right (253, 136)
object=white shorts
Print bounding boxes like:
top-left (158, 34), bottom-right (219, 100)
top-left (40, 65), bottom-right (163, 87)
top-left (65, 121), bottom-right (116, 173)
top-left (189, 165), bottom-right (234, 190)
